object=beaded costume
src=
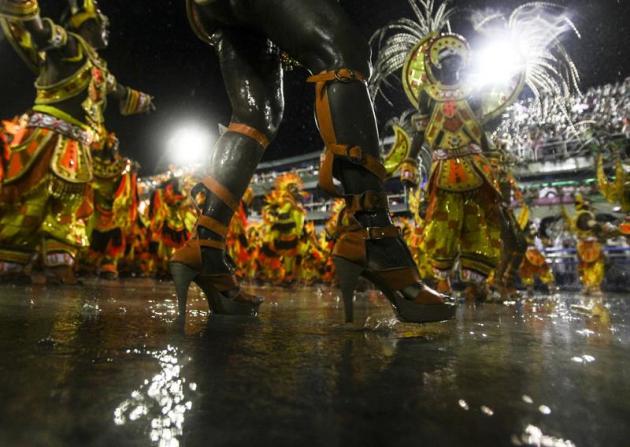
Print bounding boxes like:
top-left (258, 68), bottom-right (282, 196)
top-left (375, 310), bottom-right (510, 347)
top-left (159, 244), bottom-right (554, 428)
top-left (87, 133), bottom-right (138, 279)
top-left (0, 0), bottom-right (153, 282)
top-left (369, 1), bottom-right (580, 298)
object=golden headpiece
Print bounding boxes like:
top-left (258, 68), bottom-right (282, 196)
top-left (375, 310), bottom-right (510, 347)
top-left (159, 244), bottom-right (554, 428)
top-left (428, 33), bottom-right (470, 70)
top-left (274, 172), bottom-right (304, 193)
top-left (68, 0), bottom-right (106, 29)
top-left (575, 193), bottom-right (590, 211)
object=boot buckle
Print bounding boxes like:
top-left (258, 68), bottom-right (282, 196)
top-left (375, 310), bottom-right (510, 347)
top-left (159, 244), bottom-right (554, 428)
top-left (365, 227), bottom-right (393, 240)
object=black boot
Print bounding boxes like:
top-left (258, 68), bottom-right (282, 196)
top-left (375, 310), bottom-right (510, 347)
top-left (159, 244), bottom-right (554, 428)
top-left (307, 68), bottom-right (455, 324)
top-left (170, 124), bottom-right (268, 319)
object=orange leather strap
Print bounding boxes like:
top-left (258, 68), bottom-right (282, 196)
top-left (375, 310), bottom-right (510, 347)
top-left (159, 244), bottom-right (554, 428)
top-left (375, 267), bottom-right (421, 291)
top-left (198, 239), bottom-right (226, 250)
top-left (328, 144), bottom-right (386, 181)
top-left (307, 68), bottom-right (366, 84)
top-left (228, 122), bottom-right (270, 150)
top-left (202, 273), bottom-right (238, 292)
top-left (201, 177), bottom-right (239, 213)
top-left (358, 225), bottom-right (400, 240)
top-left (307, 68), bottom-right (384, 197)
top-left (197, 215), bottom-right (229, 238)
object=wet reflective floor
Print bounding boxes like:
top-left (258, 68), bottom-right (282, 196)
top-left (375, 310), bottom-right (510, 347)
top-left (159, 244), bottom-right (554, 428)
top-left (0, 280), bottom-right (629, 447)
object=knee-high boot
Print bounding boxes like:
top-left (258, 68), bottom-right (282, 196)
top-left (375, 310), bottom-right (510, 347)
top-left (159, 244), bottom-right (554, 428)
top-left (169, 123), bottom-right (269, 317)
top-left (307, 68), bottom-right (455, 323)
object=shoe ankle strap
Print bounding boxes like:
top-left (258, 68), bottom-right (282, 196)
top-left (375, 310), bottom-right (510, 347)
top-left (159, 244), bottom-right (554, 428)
top-left (359, 225), bottom-right (400, 240)
top-left (193, 215), bottom-right (228, 250)
top-left (307, 68), bottom-right (385, 197)
top-left (198, 239), bottom-right (226, 250)
top-left (197, 176), bottom-right (240, 213)
top-left (197, 215), bottom-right (228, 239)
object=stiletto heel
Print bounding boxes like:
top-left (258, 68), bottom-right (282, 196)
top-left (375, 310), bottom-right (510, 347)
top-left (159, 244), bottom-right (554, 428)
top-left (333, 256), bottom-right (365, 323)
top-left (171, 261), bottom-right (262, 317)
top-left (170, 262), bottom-right (199, 315)
top-left (331, 191), bottom-right (456, 324)
top-left (170, 174), bottom-right (264, 321)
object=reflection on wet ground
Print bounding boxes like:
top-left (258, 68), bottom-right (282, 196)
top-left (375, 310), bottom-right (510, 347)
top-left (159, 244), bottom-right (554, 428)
top-left (0, 280), bottom-right (629, 446)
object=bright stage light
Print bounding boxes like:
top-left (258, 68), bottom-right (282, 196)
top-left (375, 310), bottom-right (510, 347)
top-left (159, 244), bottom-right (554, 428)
top-left (167, 124), bottom-right (213, 166)
top-left (467, 35), bottom-right (525, 89)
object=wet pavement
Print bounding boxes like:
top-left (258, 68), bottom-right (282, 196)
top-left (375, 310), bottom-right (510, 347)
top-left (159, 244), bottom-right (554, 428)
top-left (0, 280), bottom-right (629, 447)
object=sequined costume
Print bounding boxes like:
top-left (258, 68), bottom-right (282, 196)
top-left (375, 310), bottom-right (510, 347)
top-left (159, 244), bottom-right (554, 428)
top-left (258, 173), bottom-right (307, 285)
top-left (597, 153), bottom-right (630, 237)
top-left (148, 179), bottom-right (196, 277)
top-left (518, 223), bottom-right (556, 297)
top-left (487, 148), bottom-right (528, 300)
top-left (298, 222), bottom-right (327, 286)
top-left (405, 187), bottom-right (433, 281)
top-left (226, 187), bottom-right (253, 279)
top-left (565, 195), bottom-right (616, 295)
top-left (369, 1), bottom-right (580, 301)
top-left (597, 154), bottom-right (630, 214)
top-left (87, 133), bottom-right (138, 279)
top-left (0, 0), bottom-right (153, 283)
top-left (405, 34), bottom-right (503, 295)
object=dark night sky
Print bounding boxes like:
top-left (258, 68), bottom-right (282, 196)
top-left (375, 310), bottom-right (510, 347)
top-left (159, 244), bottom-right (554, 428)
top-left (0, 0), bottom-right (629, 174)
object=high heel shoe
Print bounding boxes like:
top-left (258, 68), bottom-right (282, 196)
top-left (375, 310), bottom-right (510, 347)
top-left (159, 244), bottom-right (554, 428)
top-left (169, 260), bottom-right (261, 317)
top-left (332, 191), bottom-right (456, 324)
top-left (169, 177), bottom-right (262, 319)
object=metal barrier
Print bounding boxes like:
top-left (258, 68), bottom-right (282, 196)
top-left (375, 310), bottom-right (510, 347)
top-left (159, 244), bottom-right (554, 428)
top-left (544, 246), bottom-right (630, 292)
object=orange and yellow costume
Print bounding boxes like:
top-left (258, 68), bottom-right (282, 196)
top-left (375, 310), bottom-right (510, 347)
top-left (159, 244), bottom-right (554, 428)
top-left (597, 153), bottom-right (630, 237)
top-left (87, 133), bottom-right (138, 278)
top-left (258, 173), bottom-right (307, 285)
top-left (0, 0), bottom-right (152, 282)
top-left (148, 179), bottom-right (196, 276)
top-left (565, 195), bottom-right (614, 295)
top-left (404, 35), bottom-right (504, 296)
top-left (226, 188), bottom-right (253, 279)
top-left (518, 223), bottom-right (556, 296)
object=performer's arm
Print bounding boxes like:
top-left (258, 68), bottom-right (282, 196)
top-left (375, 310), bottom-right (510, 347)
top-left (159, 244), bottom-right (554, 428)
top-left (408, 93), bottom-right (430, 158)
top-left (1, 1), bottom-right (79, 57)
top-left (400, 95), bottom-right (430, 187)
top-left (108, 79), bottom-right (155, 115)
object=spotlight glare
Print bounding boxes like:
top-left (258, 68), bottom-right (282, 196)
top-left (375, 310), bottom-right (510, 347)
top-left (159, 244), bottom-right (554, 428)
top-left (468, 36), bottom-right (525, 89)
top-left (167, 125), bottom-right (212, 167)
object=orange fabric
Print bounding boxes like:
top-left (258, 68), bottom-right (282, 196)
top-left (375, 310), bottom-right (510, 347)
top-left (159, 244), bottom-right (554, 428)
top-left (75, 183), bottom-right (93, 219)
top-left (6, 127), bottom-right (51, 180)
top-left (59, 140), bottom-right (79, 175)
top-left (227, 122), bottom-right (270, 149)
top-left (0, 137), bottom-right (55, 202)
top-left (524, 248), bottom-right (546, 267)
top-left (577, 240), bottom-right (602, 264)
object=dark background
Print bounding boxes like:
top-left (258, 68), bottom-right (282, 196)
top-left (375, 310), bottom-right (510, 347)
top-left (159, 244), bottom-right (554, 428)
top-left (0, 0), bottom-right (628, 174)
